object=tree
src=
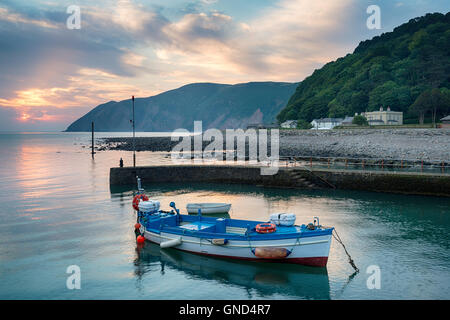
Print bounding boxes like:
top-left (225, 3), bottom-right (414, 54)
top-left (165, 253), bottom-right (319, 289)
top-left (276, 13), bottom-right (450, 125)
top-left (352, 115), bottom-right (369, 126)
top-left (410, 89), bottom-right (450, 125)
top-left (409, 90), bottom-right (431, 124)
top-left (430, 88), bottom-right (450, 126)
top-left (296, 119), bottom-right (313, 130)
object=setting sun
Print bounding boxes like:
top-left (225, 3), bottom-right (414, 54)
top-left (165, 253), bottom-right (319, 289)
top-left (18, 112), bottom-right (31, 122)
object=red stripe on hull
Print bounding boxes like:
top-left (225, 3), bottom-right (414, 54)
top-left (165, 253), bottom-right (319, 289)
top-left (144, 238), bottom-right (328, 267)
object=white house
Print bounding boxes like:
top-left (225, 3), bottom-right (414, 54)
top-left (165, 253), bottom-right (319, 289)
top-left (361, 107), bottom-right (403, 125)
top-left (281, 120), bottom-right (298, 128)
top-left (310, 118), bottom-right (344, 130)
top-left (440, 115), bottom-right (450, 128)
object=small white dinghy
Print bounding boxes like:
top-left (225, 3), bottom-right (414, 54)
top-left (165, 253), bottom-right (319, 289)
top-left (187, 203), bottom-right (231, 214)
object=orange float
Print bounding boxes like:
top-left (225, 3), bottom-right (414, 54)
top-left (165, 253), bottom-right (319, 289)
top-left (136, 235), bottom-right (145, 244)
top-left (255, 223), bottom-right (276, 234)
top-left (132, 194), bottom-right (149, 211)
top-left (254, 247), bottom-right (289, 259)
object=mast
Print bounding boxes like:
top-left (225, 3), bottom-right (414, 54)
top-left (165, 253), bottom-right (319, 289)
top-left (132, 95), bottom-right (136, 167)
top-left (91, 121), bottom-right (95, 158)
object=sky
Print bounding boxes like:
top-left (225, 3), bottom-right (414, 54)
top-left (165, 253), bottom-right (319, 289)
top-left (0, 0), bottom-right (449, 131)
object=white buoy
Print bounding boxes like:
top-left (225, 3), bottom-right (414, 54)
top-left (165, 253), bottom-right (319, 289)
top-left (160, 237), bottom-right (182, 249)
top-left (136, 176), bottom-right (144, 193)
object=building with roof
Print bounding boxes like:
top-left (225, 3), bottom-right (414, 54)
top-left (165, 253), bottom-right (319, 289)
top-left (280, 120), bottom-right (298, 128)
top-left (310, 118), bottom-right (344, 130)
top-left (361, 107), bottom-right (403, 126)
top-left (340, 116), bottom-right (355, 126)
top-left (440, 115), bottom-right (450, 128)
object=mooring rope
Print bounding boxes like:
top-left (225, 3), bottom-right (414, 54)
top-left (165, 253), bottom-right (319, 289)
top-left (288, 237), bottom-right (301, 255)
top-left (247, 235), bottom-right (255, 255)
top-left (332, 228), bottom-right (359, 273)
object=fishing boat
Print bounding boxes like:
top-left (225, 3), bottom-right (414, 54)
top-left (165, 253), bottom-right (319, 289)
top-left (133, 197), bottom-right (334, 267)
top-left (186, 203), bottom-right (231, 214)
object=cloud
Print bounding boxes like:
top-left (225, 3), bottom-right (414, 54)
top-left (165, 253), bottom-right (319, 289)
top-left (0, 0), bottom-right (360, 130)
top-left (0, 7), bottom-right (59, 28)
top-left (0, 66), bottom-right (156, 128)
top-left (0, 106), bottom-right (20, 131)
top-left (225, 0), bottom-right (357, 78)
top-left (0, 105), bottom-right (88, 131)
top-left (0, 0), bottom-right (448, 131)
top-left (0, 1), bottom-right (161, 126)
top-left (112, 0), bottom-right (154, 31)
top-left (162, 12), bottom-right (234, 53)
top-left (146, 0), bottom-right (357, 82)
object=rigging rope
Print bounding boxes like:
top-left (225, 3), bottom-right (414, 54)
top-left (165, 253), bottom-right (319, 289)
top-left (332, 228), bottom-right (359, 273)
top-left (288, 237), bottom-right (300, 256)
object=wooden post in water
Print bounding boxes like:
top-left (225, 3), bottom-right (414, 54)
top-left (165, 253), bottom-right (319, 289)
top-left (91, 121), bottom-right (94, 158)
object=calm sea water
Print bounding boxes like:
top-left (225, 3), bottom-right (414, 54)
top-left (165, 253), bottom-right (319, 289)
top-left (0, 132), bottom-right (449, 300)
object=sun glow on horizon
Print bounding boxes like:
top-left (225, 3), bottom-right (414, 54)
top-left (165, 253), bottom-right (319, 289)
top-left (18, 112), bottom-right (31, 122)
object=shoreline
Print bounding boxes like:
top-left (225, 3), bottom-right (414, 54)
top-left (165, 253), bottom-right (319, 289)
top-left (95, 128), bottom-right (450, 163)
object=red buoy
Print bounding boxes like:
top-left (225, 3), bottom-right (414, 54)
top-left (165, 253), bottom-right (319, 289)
top-left (134, 223), bottom-right (141, 230)
top-left (132, 194), bottom-right (149, 211)
top-left (255, 223), bottom-right (277, 234)
top-left (136, 235), bottom-right (145, 244)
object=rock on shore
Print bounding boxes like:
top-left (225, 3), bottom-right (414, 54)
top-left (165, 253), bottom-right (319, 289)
top-left (97, 129), bottom-right (450, 162)
top-left (279, 129), bottom-right (450, 161)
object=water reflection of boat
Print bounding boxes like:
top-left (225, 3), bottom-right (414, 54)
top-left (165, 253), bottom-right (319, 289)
top-left (135, 242), bottom-right (331, 299)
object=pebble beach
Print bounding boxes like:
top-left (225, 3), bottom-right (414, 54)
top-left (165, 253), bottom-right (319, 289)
top-left (98, 129), bottom-right (450, 162)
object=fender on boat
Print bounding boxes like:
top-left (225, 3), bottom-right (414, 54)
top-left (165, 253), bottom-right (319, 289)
top-left (160, 237), bottom-right (182, 249)
top-left (253, 247), bottom-right (291, 259)
top-left (211, 239), bottom-right (228, 245)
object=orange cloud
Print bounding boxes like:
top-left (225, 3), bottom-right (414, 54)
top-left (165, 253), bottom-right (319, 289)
top-left (16, 110), bottom-right (61, 123)
top-left (0, 0), bottom-right (359, 129)
top-left (0, 66), bottom-right (157, 124)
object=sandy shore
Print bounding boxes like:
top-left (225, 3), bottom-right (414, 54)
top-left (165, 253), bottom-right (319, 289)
top-left (97, 129), bottom-right (450, 162)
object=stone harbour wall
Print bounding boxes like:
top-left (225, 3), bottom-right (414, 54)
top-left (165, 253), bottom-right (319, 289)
top-left (110, 165), bottom-right (450, 197)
